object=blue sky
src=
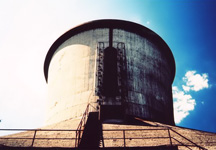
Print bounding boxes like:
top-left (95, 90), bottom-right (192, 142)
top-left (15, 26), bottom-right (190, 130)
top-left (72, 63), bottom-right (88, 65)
top-left (0, 0), bottom-right (215, 134)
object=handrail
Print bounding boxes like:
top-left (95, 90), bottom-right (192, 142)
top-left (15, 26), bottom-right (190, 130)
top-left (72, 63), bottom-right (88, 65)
top-left (0, 128), bottom-right (82, 148)
top-left (151, 123), bottom-right (208, 150)
top-left (101, 128), bottom-right (210, 149)
top-left (75, 94), bottom-right (99, 148)
top-left (169, 127), bottom-right (207, 150)
top-left (171, 137), bottom-right (193, 150)
top-left (75, 91), bottom-right (97, 147)
top-left (0, 127), bottom-right (214, 148)
top-left (0, 129), bottom-right (79, 131)
top-left (75, 103), bottom-right (90, 147)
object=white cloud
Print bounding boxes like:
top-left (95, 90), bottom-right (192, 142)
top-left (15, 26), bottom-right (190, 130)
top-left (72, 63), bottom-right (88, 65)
top-left (182, 71), bottom-right (209, 92)
top-left (182, 85), bottom-right (190, 92)
top-left (173, 70), bottom-right (210, 124)
top-left (172, 86), bottom-right (196, 124)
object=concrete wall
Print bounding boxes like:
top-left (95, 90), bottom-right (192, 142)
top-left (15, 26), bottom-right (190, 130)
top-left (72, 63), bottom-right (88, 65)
top-left (46, 29), bottom-right (109, 125)
top-left (47, 44), bottom-right (95, 125)
top-left (113, 29), bottom-right (174, 124)
top-left (46, 23), bottom-right (175, 125)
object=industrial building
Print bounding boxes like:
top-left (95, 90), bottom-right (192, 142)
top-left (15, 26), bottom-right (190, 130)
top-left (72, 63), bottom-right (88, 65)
top-left (0, 19), bottom-right (215, 149)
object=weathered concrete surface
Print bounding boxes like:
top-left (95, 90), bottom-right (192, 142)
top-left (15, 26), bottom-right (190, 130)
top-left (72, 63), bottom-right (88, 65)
top-left (46, 29), bottom-right (108, 125)
top-left (47, 44), bottom-right (100, 125)
top-left (113, 29), bottom-right (174, 125)
top-left (45, 20), bottom-right (175, 125)
top-left (0, 119), bottom-right (215, 149)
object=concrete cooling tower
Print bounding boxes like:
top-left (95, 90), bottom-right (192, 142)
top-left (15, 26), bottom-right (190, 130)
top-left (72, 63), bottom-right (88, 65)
top-left (1, 19), bottom-right (216, 150)
top-left (44, 19), bottom-right (176, 126)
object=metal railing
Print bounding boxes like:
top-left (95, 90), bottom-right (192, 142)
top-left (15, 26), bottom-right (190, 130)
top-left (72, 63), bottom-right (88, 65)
top-left (0, 128), bottom-right (79, 147)
top-left (75, 103), bottom-right (90, 147)
top-left (0, 127), bottom-right (213, 149)
top-left (102, 128), bottom-right (170, 147)
top-left (75, 102), bottom-right (98, 147)
top-left (101, 128), bottom-right (208, 150)
top-left (169, 127), bottom-right (207, 150)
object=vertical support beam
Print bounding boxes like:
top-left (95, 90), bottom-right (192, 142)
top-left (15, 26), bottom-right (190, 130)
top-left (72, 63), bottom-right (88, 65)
top-left (31, 130), bottom-right (37, 147)
top-left (109, 28), bottom-right (113, 47)
top-left (123, 130), bottom-right (126, 147)
top-left (168, 128), bottom-right (172, 146)
top-left (100, 128), bottom-right (105, 148)
top-left (78, 129), bottom-right (81, 146)
top-left (75, 130), bottom-right (78, 147)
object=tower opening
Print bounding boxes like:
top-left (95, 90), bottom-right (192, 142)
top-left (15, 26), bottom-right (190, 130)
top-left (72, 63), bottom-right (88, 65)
top-left (102, 47), bottom-right (118, 97)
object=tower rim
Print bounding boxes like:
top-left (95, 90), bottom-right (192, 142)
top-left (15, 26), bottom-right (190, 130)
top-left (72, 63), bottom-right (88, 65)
top-left (44, 19), bottom-right (176, 83)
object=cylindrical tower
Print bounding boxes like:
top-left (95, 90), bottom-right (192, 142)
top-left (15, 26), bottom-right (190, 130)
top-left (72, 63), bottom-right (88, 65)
top-left (44, 19), bottom-right (175, 125)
